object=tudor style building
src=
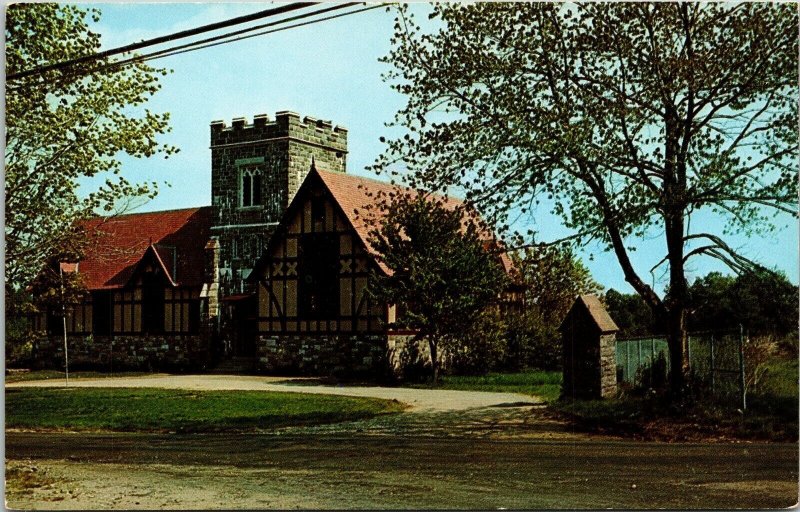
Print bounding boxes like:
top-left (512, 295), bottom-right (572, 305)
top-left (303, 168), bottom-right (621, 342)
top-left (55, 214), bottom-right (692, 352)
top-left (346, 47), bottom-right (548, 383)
top-left (248, 168), bottom-right (417, 375)
top-left (247, 166), bottom-right (518, 376)
top-left (31, 110), bottom-right (516, 376)
top-left (31, 206), bottom-right (214, 370)
top-left (33, 111), bottom-right (348, 371)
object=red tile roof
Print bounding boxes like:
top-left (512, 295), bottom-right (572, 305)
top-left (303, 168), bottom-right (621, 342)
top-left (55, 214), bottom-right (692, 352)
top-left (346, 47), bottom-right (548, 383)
top-left (316, 169), bottom-right (515, 276)
top-left (74, 207), bottom-right (212, 290)
top-left (71, 171), bottom-right (513, 291)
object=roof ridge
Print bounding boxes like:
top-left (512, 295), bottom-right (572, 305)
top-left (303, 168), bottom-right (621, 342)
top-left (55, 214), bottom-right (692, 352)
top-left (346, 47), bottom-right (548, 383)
top-left (315, 168), bottom-right (464, 203)
top-left (89, 205), bottom-right (211, 221)
top-left (316, 168), bottom-right (402, 187)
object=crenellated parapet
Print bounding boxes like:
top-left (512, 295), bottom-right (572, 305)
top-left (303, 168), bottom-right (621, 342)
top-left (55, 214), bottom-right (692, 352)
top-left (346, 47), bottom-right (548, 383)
top-left (210, 111), bottom-right (347, 153)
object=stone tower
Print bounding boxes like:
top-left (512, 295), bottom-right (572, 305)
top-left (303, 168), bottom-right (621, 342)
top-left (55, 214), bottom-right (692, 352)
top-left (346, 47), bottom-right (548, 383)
top-left (209, 111), bottom-right (348, 295)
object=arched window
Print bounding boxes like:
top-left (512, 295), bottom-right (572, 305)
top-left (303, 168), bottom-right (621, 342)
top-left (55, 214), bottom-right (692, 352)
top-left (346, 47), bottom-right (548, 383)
top-left (240, 168), bottom-right (263, 207)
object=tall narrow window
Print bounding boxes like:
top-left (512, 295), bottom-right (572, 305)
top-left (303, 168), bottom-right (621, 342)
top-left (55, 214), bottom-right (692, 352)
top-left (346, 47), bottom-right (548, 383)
top-left (298, 233), bottom-right (339, 319)
top-left (93, 291), bottom-right (112, 336)
top-left (252, 173), bottom-right (262, 205)
top-left (164, 288), bottom-right (201, 334)
top-left (311, 195), bottom-right (326, 231)
top-left (141, 272), bottom-right (164, 334)
top-left (241, 168), bottom-right (263, 207)
top-left (49, 297), bottom-right (93, 335)
top-left (113, 289), bottom-right (141, 333)
top-left (243, 175), bottom-right (252, 206)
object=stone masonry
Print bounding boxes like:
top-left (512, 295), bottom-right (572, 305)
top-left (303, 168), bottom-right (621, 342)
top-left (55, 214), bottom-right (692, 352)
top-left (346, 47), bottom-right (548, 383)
top-left (598, 333), bottom-right (617, 398)
top-left (256, 334), bottom-right (386, 378)
top-left (33, 334), bottom-right (209, 372)
top-left (560, 295), bottom-right (619, 399)
top-left (254, 332), bottom-right (433, 380)
top-left (210, 111), bottom-right (347, 296)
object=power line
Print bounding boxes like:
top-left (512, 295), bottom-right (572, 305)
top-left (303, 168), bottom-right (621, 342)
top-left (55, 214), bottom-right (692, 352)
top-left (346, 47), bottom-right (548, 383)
top-left (97, 4), bottom-right (382, 75)
top-left (13, 3), bottom-right (384, 87)
top-left (7, 2), bottom-right (318, 81)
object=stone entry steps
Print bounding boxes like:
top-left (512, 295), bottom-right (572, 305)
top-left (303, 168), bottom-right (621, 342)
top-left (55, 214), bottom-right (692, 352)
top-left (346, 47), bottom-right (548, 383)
top-left (209, 357), bottom-right (257, 375)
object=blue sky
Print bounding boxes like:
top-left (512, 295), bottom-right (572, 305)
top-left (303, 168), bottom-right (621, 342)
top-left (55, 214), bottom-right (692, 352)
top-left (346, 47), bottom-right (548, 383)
top-left (87, 3), bottom-right (798, 293)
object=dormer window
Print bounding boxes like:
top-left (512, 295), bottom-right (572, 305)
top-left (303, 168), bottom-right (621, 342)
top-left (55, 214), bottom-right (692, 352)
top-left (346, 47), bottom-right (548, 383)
top-left (240, 167), bottom-right (263, 207)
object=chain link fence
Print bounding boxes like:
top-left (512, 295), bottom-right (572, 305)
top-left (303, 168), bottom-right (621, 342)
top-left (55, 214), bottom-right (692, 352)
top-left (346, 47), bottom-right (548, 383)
top-left (615, 335), bottom-right (670, 387)
top-left (616, 328), bottom-right (748, 407)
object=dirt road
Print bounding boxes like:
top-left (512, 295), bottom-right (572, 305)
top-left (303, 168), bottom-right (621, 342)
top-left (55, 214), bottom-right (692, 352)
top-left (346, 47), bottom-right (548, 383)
top-left (6, 375), bottom-right (798, 509)
top-left (6, 374), bottom-right (541, 412)
top-left (6, 431), bottom-right (798, 509)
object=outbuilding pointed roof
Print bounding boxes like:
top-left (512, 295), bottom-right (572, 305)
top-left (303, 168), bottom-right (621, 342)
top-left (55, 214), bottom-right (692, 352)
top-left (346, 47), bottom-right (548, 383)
top-left (560, 294), bottom-right (619, 333)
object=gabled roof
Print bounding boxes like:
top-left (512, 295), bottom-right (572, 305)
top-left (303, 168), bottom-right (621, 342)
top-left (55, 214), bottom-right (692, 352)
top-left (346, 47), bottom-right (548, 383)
top-left (71, 207), bottom-right (212, 290)
top-left (560, 294), bottom-right (619, 333)
top-left (318, 169), bottom-right (469, 273)
top-left (128, 244), bottom-right (179, 287)
top-left (252, 167), bottom-right (515, 279)
top-left (318, 168), bottom-right (516, 276)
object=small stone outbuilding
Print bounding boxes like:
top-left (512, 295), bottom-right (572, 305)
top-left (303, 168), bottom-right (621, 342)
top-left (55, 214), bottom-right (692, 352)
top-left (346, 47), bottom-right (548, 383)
top-left (560, 294), bottom-right (619, 399)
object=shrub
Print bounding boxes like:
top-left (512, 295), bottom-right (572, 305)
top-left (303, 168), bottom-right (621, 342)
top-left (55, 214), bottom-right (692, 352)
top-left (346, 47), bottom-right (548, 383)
top-left (743, 335), bottom-right (778, 396)
top-left (503, 313), bottom-right (561, 371)
top-left (775, 331), bottom-right (798, 358)
top-left (635, 352), bottom-right (669, 393)
top-left (6, 315), bottom-right (36, 368)
top-left (447, 310), bottom-right (507, 375)
top-left (394, 339), bottom-right (431, 383)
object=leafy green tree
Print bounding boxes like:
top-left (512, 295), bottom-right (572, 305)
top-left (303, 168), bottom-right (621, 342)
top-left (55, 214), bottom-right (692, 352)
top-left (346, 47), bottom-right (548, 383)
top-left (688, 270), bottom-right (798, 337)
top-left (516, 245), bottom-right (601, 327)
top-left (376, 3), bottom-right (797, 395)
top-left (366, 192), bottom-right (507, 383)
top-left (604, 289), bottom-right (661, 338)
top-left (506, 245), bottom-right (601, 370)
top-left (449, 309), bottom-right (508, 376)
top-left (5, 4), bottom-right (177, 296)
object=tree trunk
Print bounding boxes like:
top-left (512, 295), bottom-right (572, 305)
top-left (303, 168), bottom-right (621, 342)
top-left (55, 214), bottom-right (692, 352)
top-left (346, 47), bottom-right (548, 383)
top-left (429, 338), bottom-right (439, 385)
top-left (665, 306), bottom-right (688, 397)
top-left (664, 189), bottom-right (690, 397)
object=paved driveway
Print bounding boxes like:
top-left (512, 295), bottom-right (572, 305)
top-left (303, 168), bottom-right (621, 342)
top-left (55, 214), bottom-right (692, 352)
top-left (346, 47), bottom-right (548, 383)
top-left (6, 374), bottom-right (541, 412)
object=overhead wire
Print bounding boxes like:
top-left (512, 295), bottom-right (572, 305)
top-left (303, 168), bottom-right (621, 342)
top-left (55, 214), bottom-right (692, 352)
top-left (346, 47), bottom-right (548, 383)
top-left (7, 2), bottom-right (318, 81)
top-left (10, 3), bottom-right (385, 86)
top-left (96, 3), bottom-right (378, 74)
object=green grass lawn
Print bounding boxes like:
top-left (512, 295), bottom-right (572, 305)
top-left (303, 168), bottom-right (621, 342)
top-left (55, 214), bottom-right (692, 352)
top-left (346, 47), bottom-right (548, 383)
top-left (5, 370), bottom-right (153, 383)
top-left (6, 388), bottom-right (406, 432)
top-left (408, 370), bottom-right (562, 403)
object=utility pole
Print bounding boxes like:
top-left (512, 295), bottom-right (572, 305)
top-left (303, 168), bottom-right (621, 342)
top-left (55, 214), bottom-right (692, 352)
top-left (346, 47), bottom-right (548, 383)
top-left (738, 324), bottom-right (746, 411)
top-left (60, 265), bottom-right (69, 386)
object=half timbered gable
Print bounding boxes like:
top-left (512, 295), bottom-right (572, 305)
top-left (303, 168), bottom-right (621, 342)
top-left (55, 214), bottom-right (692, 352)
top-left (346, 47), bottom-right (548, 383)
top-left (252, 167), bottom-right (387, 336)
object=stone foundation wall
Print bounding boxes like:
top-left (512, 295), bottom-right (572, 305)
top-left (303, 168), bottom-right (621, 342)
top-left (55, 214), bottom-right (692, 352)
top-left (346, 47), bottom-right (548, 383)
top-left (32, 333), bottom-right (209, 372)
top-left (256, 334), bottom-right (387, 377)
